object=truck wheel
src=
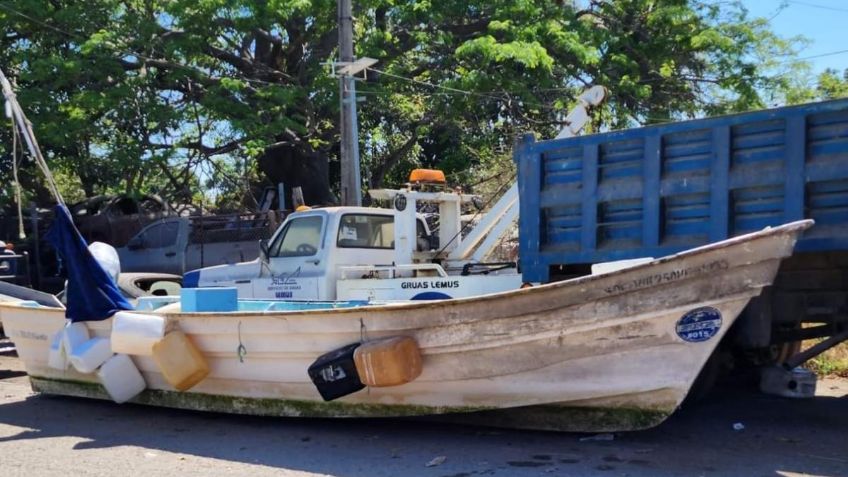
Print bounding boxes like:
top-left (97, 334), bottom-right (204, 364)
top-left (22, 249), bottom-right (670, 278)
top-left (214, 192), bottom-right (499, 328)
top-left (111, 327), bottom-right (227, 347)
top-left (734, 342), bottom-right (802, 371)
top-left (773, 340), bottom-right (802, 364)
top-left (764, 321), bottom-right (803, 365)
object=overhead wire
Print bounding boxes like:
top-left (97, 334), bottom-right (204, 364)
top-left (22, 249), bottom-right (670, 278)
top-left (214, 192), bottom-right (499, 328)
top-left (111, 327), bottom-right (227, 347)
top-left (4, 0), bottom-right (845, 88)
top-left (365, 67), bottom-right (563, 111)
top-left (5, 0), bottom-right (842, 110)
top-left (3, 0), bottom-right (845, 147)
top-left (778, 0), bottom-right (848, 13)
top-left (366, 67), bottom-right (510, 102)
top-left (788, 49), bottom-right (848, 63)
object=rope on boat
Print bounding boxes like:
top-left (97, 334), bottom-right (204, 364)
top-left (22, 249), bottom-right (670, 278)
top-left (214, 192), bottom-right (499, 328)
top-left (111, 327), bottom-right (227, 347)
top-left (8, 110), bottom-right (25, 238)
top-left (237, 321), bottom-right (247, 363)
top-left (0, 68), bottom-right (65, 206)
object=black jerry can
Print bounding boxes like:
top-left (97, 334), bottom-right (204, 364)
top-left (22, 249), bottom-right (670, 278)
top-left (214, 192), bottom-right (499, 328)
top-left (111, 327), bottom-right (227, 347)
top-left (307, 342), bottom-right (365, 401)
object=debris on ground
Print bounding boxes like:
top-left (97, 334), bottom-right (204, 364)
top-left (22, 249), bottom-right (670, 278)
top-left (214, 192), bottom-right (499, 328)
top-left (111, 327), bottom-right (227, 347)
top-left (732, 422), bottom-right (745, 431)
top-left (425, 455), bottom-right (447, 467)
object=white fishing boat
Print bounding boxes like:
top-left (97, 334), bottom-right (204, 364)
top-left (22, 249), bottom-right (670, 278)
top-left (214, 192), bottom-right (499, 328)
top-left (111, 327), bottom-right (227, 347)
top-left (0, 220), bottom-right (811, 432)
top-left (0, 67), bottom-right (815, 431)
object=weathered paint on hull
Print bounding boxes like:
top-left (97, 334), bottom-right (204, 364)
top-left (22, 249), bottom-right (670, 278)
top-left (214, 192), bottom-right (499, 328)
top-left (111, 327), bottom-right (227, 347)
top-left (28, 377), bottom-right (493, 418)
top-left (0, 221), bottom-right (812, 432)
top-left (29, 376), bottom-right (673, 433)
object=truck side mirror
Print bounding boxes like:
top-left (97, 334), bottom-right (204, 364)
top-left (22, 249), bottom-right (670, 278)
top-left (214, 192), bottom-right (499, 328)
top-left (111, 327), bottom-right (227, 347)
top-left (127, 237), bottom-right (143, 251)
top-left (259, 239), bottom-right (270, 260)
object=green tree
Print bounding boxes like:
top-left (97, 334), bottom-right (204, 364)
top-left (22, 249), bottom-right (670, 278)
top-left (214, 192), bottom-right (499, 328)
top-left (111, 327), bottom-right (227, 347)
top-left (0, 0), bottom-right (814, 209)
top-left (817, 68), bottom-right (848, 100)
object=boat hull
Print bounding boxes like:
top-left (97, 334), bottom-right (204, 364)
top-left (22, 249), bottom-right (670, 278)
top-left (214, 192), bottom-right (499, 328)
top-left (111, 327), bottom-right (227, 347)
top-left (0, 221), bottom-right (811, 432)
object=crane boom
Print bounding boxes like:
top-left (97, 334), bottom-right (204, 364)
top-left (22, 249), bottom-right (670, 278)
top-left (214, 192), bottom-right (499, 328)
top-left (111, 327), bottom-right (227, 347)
top-left (446, 86), bottom-right (606, 264)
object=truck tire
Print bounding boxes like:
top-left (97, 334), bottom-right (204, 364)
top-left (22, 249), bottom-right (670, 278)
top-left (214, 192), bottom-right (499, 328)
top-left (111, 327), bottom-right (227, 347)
top-left (773, 339), bottom-right (802, 364)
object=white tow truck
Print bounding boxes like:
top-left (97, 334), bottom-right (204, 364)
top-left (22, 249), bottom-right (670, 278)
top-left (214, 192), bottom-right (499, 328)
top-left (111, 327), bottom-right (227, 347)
top-left (185, 86), bottom-right (607, 301)
top-left (185, 174), bottom-right (523, 300)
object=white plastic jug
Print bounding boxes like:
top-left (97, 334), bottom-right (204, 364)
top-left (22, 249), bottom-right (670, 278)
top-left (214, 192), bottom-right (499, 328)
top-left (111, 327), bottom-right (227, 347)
top-left (89, 241), bottom-right (121, 281)
top-left (97, 354), bottom-right (146, 403)
top-left (69, 337), bottom-right (113, 374)
top-left (111, 312), bottom-right (166, 356)
top-left (62, 321), bottom-right (90, 356)
top-left (152, 331), bottom-right (209, 391)
top-left (47, 331), bottom-right (68, 370)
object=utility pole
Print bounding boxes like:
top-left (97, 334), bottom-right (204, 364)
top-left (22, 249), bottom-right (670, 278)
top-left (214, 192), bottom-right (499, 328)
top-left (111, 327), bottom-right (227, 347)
top-left (338, 0), bottom-right (361, 206)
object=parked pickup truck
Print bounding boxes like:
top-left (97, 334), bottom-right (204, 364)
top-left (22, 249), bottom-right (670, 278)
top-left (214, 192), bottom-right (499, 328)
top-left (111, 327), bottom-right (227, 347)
top-left (118, 212), bottom-right (282, 275)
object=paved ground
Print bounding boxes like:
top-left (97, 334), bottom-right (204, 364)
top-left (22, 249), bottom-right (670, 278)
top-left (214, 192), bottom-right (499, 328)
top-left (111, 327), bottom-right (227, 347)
top-left (1, 341), bottom-right (846, 477)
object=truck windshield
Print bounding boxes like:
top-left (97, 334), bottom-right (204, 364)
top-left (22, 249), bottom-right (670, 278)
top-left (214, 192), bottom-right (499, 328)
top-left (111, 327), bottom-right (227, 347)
top-left (337, 214), bottom-right (394, 249)
top-left (269, 215), bottom-right (323, 257)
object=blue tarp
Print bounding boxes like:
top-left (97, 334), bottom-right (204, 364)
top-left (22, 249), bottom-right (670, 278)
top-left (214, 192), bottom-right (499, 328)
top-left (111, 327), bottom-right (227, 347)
top-left (45, 205), bottom-right (133, 322)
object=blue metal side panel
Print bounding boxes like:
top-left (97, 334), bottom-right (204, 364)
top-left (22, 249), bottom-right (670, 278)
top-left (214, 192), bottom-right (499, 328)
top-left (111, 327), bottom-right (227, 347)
top-left (517, 98), bottom-right (848, 282)
top-left (709, 126), bottom-right (730, 242)
top-left (784, 115), bottom-right (806, 222)
top-left (515, 133), bottom-right (546, 282)
top-left (580, 145), bottom-right (599, 251)
top-left (642, 136), bottom-right (661, 248)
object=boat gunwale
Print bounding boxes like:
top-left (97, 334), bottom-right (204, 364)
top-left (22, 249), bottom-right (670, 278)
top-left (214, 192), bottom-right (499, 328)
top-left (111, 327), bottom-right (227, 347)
top-left (157, 219), bottom-right (814, 316)
top-left (0, 219), bottom-right (812, 320)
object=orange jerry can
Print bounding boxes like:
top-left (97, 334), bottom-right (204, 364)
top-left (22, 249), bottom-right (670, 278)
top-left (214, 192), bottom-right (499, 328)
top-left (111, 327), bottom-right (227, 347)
top-left (353, 336), bottom-right (423, 387)
top-left (152, 331), bottom-right (210, 392)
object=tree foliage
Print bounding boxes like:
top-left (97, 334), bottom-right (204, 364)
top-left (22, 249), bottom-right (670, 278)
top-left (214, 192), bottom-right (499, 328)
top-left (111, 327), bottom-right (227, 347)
top-left (0, 0), bottom-right (821, 210)
top-left (817, 69), bottom-right (848, 100)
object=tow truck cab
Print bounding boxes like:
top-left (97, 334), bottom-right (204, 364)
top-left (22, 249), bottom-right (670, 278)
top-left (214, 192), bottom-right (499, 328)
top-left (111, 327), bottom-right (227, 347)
top-left (186, 207), bottom-right (436, 300)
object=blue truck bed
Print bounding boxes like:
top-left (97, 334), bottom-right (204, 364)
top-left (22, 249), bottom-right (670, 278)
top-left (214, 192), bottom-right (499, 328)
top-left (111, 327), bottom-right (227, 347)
top-left (516, 99), bottom-right (848, 283)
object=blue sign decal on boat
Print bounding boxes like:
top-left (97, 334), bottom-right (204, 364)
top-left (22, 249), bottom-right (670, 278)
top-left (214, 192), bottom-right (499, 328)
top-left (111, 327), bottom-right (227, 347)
top-left (411, 291), bottom-right (452, 300)
top-left (675, 307), bottom-right (722, 343)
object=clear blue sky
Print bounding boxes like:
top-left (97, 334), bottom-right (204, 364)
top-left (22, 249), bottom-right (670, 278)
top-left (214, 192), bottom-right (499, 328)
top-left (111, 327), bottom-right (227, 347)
top-left (742, 0), bottom-right (848, 74)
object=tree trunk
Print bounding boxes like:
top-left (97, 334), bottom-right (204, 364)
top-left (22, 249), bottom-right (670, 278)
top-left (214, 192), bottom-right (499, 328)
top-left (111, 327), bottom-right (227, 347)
top-left (257, 145), bottom-right (336, 208)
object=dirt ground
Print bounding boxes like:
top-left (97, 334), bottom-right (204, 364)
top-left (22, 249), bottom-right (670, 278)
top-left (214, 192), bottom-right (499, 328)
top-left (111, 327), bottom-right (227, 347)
top-left (1, 342), bottom-right (846, 477)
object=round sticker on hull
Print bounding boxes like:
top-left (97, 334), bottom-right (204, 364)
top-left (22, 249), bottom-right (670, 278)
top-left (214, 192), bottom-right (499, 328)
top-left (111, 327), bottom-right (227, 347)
top-left (676, 306), bottom-right (722, 343)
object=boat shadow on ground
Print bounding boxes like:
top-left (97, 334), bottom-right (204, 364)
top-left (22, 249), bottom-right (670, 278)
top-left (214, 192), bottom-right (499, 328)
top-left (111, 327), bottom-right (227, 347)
top-left (0, 369), bottom-right (26, 379)
top-left (0, 383), bottom-right (846, 477)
